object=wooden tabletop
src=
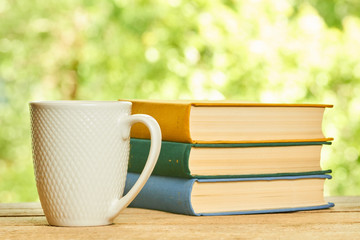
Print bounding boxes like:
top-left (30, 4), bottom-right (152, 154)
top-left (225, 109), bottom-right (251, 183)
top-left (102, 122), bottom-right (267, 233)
top-left (0, 196), bottom-right (359, 239)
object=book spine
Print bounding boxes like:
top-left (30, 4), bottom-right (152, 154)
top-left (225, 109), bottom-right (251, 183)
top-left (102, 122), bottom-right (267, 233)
top-left (129, 138), bottom-right (193, 178)
top-left (130, 101), bottom-right (193, 143)
top-left (125, 173), bottom-right (196, 216)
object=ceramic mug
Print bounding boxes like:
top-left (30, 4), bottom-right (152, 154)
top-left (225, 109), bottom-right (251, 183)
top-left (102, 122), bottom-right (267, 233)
top-left (30, 101), bottom-right (161, 227)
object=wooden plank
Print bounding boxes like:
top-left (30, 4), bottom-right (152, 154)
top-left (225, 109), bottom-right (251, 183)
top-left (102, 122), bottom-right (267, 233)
top-left (0, 202), bottom-right (43, 217)
top-left (0, 196), bottom-right (358, 217)
top-left (0, 209), bottom-right (360, 239)
top-left (326, 196), bottom-right (360, 211)
top-left (0, 197), bottom-right (359, 239)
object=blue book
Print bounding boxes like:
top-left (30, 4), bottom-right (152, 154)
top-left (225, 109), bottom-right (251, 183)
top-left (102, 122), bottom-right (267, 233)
top-left (125, 173), bottom-right (334, 216)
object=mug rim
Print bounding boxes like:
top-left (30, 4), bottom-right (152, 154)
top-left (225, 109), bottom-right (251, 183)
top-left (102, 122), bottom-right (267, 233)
top-left (29, 100), bottom-right (132, 107)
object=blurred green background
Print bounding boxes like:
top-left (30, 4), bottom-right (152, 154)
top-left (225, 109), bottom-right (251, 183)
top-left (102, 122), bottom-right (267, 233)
top-left (1, 0), bottom-right (360, 202)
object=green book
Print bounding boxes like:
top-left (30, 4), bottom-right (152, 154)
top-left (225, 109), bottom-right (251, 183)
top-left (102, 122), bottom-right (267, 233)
top-left (129, 138), bottom-right (332, 179)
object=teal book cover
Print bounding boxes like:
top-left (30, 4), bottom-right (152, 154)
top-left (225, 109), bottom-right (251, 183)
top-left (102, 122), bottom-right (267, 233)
top-left (129, 138), bottom-right (332, 178)
top-left (125, 173), bottom-right (334, 216)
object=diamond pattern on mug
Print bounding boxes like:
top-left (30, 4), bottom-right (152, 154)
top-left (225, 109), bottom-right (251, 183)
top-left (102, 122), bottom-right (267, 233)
top-left (31, 106), bottom-right (130, 223)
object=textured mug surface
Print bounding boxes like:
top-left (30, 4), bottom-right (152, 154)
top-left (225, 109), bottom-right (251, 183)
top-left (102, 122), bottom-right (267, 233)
top-left (30, 101), bottom-right (161, 226)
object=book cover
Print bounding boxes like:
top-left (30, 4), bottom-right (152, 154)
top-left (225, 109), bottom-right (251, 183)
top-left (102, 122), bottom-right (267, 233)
top-left (122, 99), bottom-right (333, 143)
top-left (125, 173), bottom-right (334, 216)
top-left (129, 138), bottom-right (332, 178)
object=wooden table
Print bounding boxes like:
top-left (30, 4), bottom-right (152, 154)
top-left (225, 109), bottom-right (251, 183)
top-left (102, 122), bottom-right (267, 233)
top-left (0, 196), bottom-right (359, 239)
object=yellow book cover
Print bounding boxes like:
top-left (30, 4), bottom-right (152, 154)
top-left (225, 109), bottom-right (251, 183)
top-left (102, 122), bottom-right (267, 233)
top-left (121, 99), bottom-right (333, 144)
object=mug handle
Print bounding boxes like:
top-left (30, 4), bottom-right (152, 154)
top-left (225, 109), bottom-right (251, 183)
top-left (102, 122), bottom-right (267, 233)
top-left (107, 114), bottom-right (161, 221)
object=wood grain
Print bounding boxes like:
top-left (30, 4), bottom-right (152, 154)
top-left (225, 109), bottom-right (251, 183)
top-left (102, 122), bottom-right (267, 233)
top-left (0, 197), bottom-right (359, 239)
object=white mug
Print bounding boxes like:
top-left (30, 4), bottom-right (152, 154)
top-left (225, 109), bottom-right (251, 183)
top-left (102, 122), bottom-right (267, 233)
top-left (30, 101), bottom-right (161, 227)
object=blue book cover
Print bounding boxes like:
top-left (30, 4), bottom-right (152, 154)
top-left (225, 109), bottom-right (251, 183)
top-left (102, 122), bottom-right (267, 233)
top-left (125, 173), bottom-right (334, 216)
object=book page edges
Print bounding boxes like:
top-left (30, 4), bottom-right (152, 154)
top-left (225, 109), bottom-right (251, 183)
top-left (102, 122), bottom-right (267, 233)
top-left (191, 175), bottom-right (330, 214)
top-left (192, 138), bottom-right (334, 144)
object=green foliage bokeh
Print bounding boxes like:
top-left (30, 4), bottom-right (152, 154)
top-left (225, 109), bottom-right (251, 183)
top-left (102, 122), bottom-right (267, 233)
top-left (1, 0), bottom-right (360, 202)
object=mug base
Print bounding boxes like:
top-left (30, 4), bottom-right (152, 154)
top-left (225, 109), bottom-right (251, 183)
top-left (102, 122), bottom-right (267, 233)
top-left (47, 218), bottom-right (112, 227)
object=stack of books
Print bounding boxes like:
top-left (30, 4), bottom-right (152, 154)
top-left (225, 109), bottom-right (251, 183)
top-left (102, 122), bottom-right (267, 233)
top-left (124, 99), bottom-right (334, 216)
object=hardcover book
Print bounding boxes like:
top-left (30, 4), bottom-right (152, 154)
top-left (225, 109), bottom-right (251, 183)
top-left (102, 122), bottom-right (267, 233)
top-left (129, 138), bottom-right (332, 178)
top-left (122, 99), bottom-right (333, 143)
top-left (125, 173), bottom-right (334, 216)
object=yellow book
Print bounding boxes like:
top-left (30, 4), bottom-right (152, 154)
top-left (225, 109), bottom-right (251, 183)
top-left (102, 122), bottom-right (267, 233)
top-left (122, 99), bottom-right (333, 144)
